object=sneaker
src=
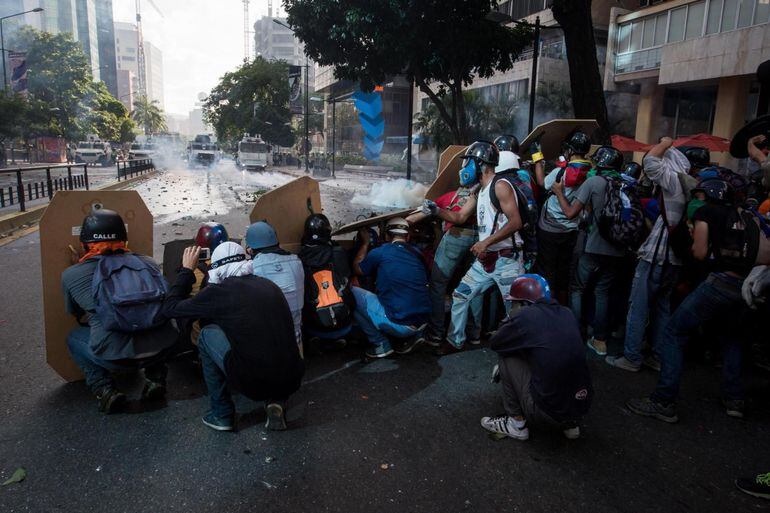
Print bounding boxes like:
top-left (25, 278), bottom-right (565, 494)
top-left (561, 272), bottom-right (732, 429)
top-left (365, 343), bottom-right (394, 359)
top-left (434, 340), bottom-right (464, 356)
top-left (643, 355), bottom-right (662, 372)
top-left (393, 336), bottom-right (424, 355)
top-left (96, 387), bottom-right (127, 414)
top-left (140, 379), bottom-right (167, 401)
top-left (424, 333), bottom-right (442, 348)
top-left (605, 355), bottom-right (641, 372)
top-left (735, 472), bottom-right (770, 500)
top-left (202, 412), bottom-right (234, 431)
top-left (587, 337), bottom-right (607, 356)
top-left (265, 403), bottom-right (288, 431)
top-left (562, 423), bottom-right (581, 440)
top-left (722, 399), bottom-right (745, 419)
top-left (626, 397), bottom-right (678, 423)
top-left (480, 415), bottom-right (529, 440)
top-left (467, 335), bottom-right (482, 346)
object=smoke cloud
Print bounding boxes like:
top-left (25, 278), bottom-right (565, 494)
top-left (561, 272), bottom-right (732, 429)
top-left (351, 178), bottom-right (427, 209)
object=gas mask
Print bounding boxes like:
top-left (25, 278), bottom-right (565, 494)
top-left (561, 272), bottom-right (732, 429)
top-left (459, 158), bottom-right (480, 187)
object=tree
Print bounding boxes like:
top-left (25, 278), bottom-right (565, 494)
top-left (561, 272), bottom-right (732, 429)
top-left (550, 0), bottom-right (610, 142)
top-left (203, 57), bottom-right (295, 148)
top-left (131, 95), bottom-right (167, 135)
top-left (283, 0), bottom-right (532, 144)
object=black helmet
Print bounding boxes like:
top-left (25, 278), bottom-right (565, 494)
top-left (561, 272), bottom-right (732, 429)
top-left (459, 140), bottom-right (499, 166)
top-left (564, 131), bottom-right (591, 155)
top-left (681, 146), bottom-right (711, 170)
top-left (695, 178), bottom-right (733, 204)
top-left (494, 134), bottom-right (520, 154)
top-left (80, 206), bottom-right (127, 243)
top-left (592, 146), bottom-right (624, 172)
top-left (622, 162), bottom-right (642, 180)
top-left (303, 213), bottom-right (332, 243)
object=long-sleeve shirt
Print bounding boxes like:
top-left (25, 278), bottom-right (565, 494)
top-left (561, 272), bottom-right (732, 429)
top-left (161, 268), bottom-right (304, 401)
top-left (639, 147), bottom-right (688, 265)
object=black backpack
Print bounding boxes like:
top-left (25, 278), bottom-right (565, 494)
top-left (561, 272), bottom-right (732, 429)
top-left (489, 170), bottom-right (539, 270)
top-left (714, 207), bottom-right (770, 273)
top-left (300, 244), bottom-right (354, 331)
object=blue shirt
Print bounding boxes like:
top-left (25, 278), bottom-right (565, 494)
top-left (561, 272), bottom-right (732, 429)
top-left (359, 242), bottom-right (430, 326)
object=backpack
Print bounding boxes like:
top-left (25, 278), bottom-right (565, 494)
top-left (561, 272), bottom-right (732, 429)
top-left (657, 172), bottom-right (698, 261)
top-left (490, 170), bottom-right (539, 270)
top-left (715, 207), bottom-right (770, 272)
top-left (308, 268), bottom-right (351, 329)
top-left (563, 159), bottom-right (592, 188)
top-left (597, 176), bottom-right (645, 251)
top-left (91, 253), bottom-right (168, 333)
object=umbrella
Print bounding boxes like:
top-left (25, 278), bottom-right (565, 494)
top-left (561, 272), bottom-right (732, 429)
top-left (611, 135), bottom-right (653, 152)
top-left (673, 133), bottom-right (730, 152)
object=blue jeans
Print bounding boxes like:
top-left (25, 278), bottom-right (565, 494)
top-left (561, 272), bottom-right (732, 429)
top-left (447, 254), bottom-right (523, 348)
top-left (197, 325), bottom-right (235, 419)
top-left (351, 287), bottom-right (421, 350)
top-left (429, 231), bottom-right (482, 338)
top-left (570, 252), bottom-right (623, 341)
top-left (652, 274), bottom-right (746, 404)
top-left (66, 327), bottom-right (167, 393)
top-left (622, 260), bottom-right (680, 366)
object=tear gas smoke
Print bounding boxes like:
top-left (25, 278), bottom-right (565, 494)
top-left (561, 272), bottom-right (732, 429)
top-left (351, 178), bottom-right (427, 209)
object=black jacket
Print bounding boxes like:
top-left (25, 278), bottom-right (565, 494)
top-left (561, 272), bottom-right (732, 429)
top-left (491, 299), bottom-right (593, 422)
top-left (161, 269), bottom-right (304, 401)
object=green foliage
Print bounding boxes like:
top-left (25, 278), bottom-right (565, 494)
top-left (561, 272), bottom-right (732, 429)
top-left (283, 0), bottom-right (532, 144)
top-left (1, 27), bottom-right (131, 142)
top-left (131, 95), bottom-right (167, 135)
top-left (203, 57), bottom-right (295, 148)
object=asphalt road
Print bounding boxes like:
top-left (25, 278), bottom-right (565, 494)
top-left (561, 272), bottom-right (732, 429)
top-left (0, 166), bottom-right (768, 513)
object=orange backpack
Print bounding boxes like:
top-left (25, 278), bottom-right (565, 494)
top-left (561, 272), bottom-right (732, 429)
top-left (310, 269), bottom-right (350, 328)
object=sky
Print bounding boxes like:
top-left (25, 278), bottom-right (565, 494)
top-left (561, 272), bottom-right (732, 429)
top-left (112, 0), bottom-right (281, 116)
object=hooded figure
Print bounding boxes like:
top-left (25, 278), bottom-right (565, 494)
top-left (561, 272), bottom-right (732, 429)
top-left (208, 241), bottom-right (252, 285)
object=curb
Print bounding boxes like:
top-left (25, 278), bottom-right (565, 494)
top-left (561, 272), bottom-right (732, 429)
top-left (0, 170), bottom-right (157, 239)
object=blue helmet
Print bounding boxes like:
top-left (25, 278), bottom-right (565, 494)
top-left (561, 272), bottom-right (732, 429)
top-left (245, 221), bottom-right (279, 250)
top-left (505, 274), bottom-right (551, 303)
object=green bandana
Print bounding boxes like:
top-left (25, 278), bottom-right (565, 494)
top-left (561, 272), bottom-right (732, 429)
top-left (687, 198), bottom-right (706, 220)
top-left (587, 168), bottom-right (622, 180)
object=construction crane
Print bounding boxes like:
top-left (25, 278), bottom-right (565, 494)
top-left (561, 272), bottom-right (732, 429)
top-left (243, 0), bottom-right (250, 62)
top-left (134, 0), bottom-right (163, 99)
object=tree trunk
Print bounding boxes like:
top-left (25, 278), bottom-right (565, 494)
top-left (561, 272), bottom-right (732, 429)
top-left (415, 77), bottom-right (463, 145)
top-left (551, 0), bottom-right (610, 143)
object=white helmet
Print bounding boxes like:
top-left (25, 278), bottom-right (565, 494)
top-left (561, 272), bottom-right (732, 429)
top-left (496, 151), bottom-right (520, 173)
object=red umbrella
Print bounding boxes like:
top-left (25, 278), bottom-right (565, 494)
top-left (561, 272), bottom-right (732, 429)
top-left (611, 135), bottom-right (653, 152)
top-left (673, 133), bottom-right (730, 152)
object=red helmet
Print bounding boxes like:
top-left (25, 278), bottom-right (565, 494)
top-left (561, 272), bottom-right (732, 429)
top-left (505, 274), bottom-right (552, 303)
top-left (195, 222), bottom-right (229, 251)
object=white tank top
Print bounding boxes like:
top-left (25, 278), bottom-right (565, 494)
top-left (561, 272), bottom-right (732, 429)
top-left (476, 178), bottom-right (522, 251)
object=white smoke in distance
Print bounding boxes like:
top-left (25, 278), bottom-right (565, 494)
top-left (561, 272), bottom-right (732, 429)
top-left (352, 178), bottom-right (427, 209)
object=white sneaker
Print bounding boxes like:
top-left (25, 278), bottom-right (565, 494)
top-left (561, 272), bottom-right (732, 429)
top-left (480, 415), bottom-right (529, 440)
top-left (563, 425), bottom-right (581, 440)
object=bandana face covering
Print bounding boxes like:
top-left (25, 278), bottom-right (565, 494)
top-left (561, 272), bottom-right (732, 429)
top-left (80, 241), bottom-right (129, 262)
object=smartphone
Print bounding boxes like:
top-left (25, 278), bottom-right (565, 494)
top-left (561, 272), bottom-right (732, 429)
top-left (199, 247), bottom-right (211, 261)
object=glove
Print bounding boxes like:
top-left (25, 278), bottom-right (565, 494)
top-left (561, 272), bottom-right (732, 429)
top-left (742, 265), bottom-right (770, 309)
top-left (531, 141), bottom-right (544, 163)
top-left (421, 199), bottom-right (439, 216)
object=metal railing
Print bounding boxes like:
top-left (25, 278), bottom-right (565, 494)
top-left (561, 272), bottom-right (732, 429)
top-left (116, 158), bottom-right (155, 181)
top-left (0, 163), bottom-right (89, 212)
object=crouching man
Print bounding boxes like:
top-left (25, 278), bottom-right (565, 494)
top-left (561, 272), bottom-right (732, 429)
top-left (481, 275), bottom-right (593, 440)
top-left (64, 207), bottom-right (177, 413)
top-left (162, 242), bottom-right (304, 431)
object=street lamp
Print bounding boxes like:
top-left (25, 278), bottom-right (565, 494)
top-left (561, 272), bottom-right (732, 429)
top-left (1, 7), bottom-right (44, 91)
top-left (272, 18), bottom-right (310, 175)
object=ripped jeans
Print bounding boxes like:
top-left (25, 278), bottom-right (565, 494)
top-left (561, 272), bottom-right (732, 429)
top-left (446, 254), bottom-right (523, 348)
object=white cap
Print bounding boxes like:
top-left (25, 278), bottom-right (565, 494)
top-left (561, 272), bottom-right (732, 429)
top-left (496, 151), bottom-right (520, 173)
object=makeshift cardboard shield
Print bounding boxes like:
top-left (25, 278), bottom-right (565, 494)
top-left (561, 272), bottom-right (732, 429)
top-left (425, 145), bottom-right (467, 201)
top-left (519, 119), bottom-right (599, 161)
top-left (331, 208), bottom-right (415, 236)
top-left (249, 176), bottom-right (321, 253)
top-left (39, 191), bottom-right (153, 382)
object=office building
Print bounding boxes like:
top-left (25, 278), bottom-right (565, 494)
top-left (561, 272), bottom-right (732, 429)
top-left (253, 15), bottom-right (315, 89)
top-left (114, 21), bottom-right (164, 109)
top-left (604, 0), bottom-right (770, 164)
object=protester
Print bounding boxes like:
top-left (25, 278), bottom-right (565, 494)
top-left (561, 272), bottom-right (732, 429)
top-left (161, 242), bottom-right (303, 431)
top-left (493, 134), bottom-right (521, 164)
top-left (627, 178), bottom-right (756, 422)
top-left (606, 137), bottom-right (690, 372)
top-left (245, 221), bottom-right (304, 348)
top-left (681, 146), bottom-right (711, 173)
top-left (430, 141), bottom-right (524, 356)
top-left (299, 214), bottom-right (356, 348)
top-left (534, 131), bottom-right (592, 304)
top-left (481, 274), bottom-right (593, 441)
top-left (352, 217), bottom-right (430, 358)
top-left (192, 222), bottom-right (229, 293)
top-left (407, 184), bottom-right (482, 347)
top-left (552, 145), bottom-right (629, 356)
top-left (63, 207), bottom-right (177, 413)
